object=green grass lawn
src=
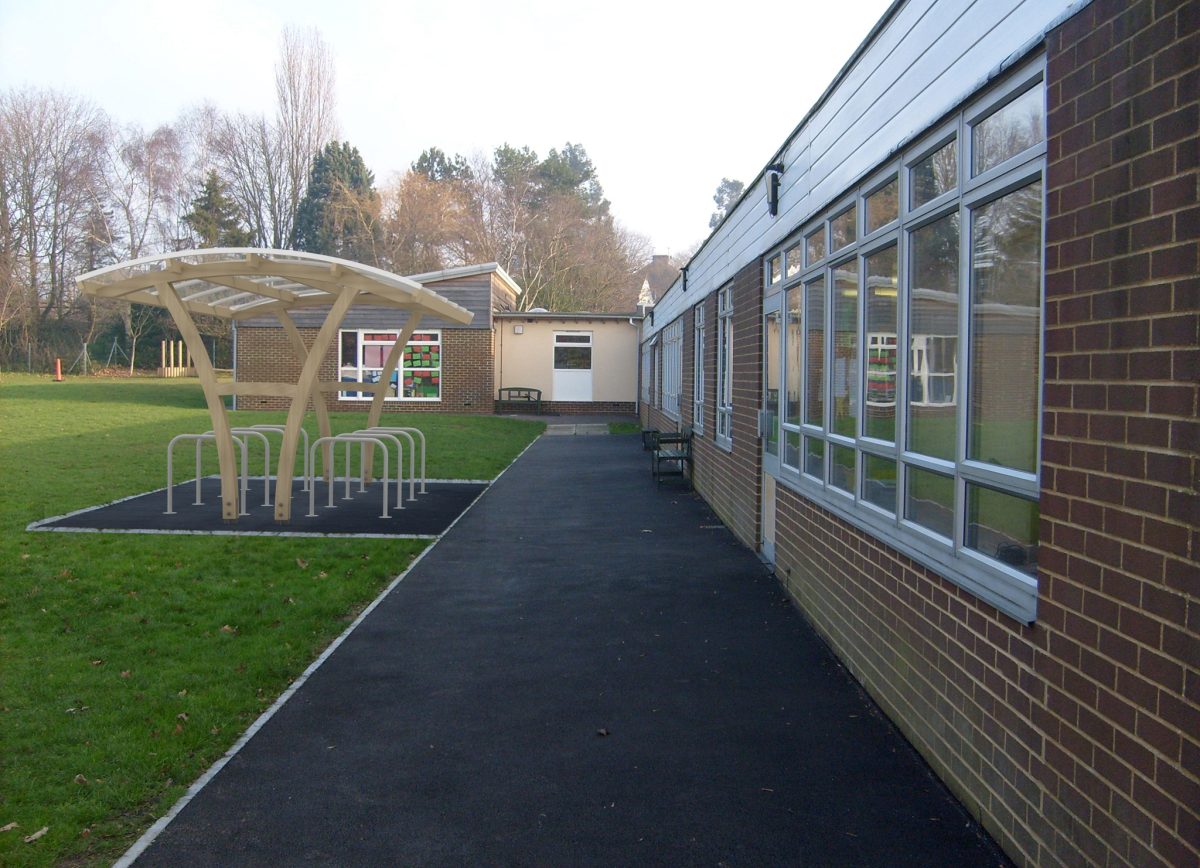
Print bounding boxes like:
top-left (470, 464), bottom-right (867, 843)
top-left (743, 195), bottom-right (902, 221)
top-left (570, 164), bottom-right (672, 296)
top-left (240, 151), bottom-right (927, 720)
top-left (0, 374), bottom-right (542, 867)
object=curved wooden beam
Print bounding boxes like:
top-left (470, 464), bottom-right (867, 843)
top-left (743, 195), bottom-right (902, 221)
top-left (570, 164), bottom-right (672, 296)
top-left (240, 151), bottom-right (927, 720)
top-left (277, 311), bottom-right (335, 491)
top-left (156, 281), bottom-right (240, 520)
top-left (274, 292), bottom-right (356, 522)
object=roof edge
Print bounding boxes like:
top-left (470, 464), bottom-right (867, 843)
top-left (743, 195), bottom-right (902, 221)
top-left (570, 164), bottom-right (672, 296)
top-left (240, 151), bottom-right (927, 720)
top-left (494, 311), bottom-right (643, 321)
top-left (406, 262), bottom-right (523, 297)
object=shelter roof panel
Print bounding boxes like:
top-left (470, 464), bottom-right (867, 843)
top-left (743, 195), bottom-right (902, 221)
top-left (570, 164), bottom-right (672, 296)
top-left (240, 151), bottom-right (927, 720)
top-left (76, 248), bottom-right (473, 326)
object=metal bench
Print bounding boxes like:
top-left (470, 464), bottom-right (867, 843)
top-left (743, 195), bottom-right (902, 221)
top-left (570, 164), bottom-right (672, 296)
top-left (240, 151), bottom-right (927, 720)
top-left (652, 425), bottom-right (693, 485)
top-left (497, 387), bottom-right (542, 414)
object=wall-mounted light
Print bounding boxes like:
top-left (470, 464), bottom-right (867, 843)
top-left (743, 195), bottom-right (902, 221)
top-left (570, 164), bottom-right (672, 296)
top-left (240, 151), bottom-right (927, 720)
top-left (513, 324), bottom-right (524, 334)
top-left (767, 162), bottom-right (784, 217)
top-left (681, 264), bottom-right (689, 293)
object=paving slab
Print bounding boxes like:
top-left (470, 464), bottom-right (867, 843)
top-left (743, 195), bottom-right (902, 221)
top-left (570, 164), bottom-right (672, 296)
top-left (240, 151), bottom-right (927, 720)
top-left (128, 434), bottom-right (1008, 866)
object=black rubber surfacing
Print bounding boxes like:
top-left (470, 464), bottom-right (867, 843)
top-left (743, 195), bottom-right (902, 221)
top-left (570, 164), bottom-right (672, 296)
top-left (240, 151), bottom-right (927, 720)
top-left (131, 435), bottom-right (1009, 866)
top-left (34, 479), bottom-right (487, 537)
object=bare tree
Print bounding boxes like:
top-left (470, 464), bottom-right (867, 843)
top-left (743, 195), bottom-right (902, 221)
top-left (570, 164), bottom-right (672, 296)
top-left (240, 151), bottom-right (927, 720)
top-left (0, 87), bottom-right (108, 345)
top-left (211, 27), bottom-right (337, 249)
top-left (99, 121), bottom-right (188, 361)
top-left (276, 25), bottom-right (337, 247)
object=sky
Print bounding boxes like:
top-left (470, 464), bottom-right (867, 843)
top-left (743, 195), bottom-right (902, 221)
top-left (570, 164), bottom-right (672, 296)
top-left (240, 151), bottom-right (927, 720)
top-left (0, 0), bottom-right (894, 257)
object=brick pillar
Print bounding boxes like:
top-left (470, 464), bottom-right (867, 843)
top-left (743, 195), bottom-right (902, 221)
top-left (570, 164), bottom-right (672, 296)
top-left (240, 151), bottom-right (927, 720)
top-left (1041, 1), bottom-right (1198, 864)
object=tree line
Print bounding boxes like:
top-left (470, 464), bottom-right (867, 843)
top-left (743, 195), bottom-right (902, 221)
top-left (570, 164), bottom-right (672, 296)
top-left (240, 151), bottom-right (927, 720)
top-left (0, 27), bottom-right (652, 371)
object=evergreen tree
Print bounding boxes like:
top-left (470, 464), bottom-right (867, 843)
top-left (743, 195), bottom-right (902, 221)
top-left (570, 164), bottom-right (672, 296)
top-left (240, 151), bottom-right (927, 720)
top-left (709, 177), bottom-right (745, 229)
top-left (183, 171), bottom-right (253, 248)
top-left (538, 142), bottom-right (607, 214)
top-left (412, 147), bottom-right (472, 182)
top-left (294, 141), bottom-right (379, 261)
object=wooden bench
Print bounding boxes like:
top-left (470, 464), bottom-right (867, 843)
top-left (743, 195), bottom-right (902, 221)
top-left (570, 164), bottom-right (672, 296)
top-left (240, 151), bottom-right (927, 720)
top-left (652, 425), bottom-right (692, 485)
top-left (497, 387), bottom-right (542, 414)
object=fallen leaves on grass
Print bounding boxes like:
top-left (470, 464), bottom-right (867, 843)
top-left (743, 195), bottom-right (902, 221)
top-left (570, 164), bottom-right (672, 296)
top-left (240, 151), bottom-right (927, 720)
top-left (296, 558), bottom-right (308, 569)
top-left (74, 774), bottom-right (88, 785)
top-left (24, 827), bottom-right (48, 843)
top-left (219, 625), bottom-right (237, 635)
top-left (1, 822), bottom-right (17, 832)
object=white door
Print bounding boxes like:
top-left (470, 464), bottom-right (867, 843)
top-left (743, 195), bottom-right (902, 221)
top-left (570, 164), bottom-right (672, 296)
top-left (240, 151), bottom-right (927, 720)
top-left (553, 331), bottom-right (592, 401)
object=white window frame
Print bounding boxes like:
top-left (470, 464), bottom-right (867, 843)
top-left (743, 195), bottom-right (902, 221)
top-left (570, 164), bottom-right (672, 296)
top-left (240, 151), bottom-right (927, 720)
top-left (662, 319), bottom-right (682, 421)
top-left (338, 328), bottom-right (442, 402)
top-left (716, 286), bottom-right (734, 447)
top-left (761, 58), bottom-right (1046, 623)
top-left (693, 304), bottom-right (706, 434)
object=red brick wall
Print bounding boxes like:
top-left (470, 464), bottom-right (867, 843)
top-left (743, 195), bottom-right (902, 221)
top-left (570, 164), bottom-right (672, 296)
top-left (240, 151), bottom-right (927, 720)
top-left (1038, 0), bottom-right (1198, 863)
top-left (235, 327), bottom-right (493, 414)
top-left (645, 263), bottom-right (764, 549)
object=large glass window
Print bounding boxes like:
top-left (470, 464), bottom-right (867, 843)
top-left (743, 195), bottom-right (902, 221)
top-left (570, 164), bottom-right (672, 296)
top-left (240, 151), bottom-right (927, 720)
top-left (717, 287), bottom-right (734, 444)
top-left (661, 321), bottom-right (682, 420)
top-left (968, 182), bottom-right (1042, 475)
top-left (339, 329), bottom-right (441, 401)
top-left (761, 62), bottom-right (1045, 622)
top-left (864, 246), bottom-right (898, 443)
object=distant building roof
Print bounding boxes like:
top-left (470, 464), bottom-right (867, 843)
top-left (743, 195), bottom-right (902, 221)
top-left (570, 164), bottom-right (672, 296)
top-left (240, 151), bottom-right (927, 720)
top-left (632, 254), bottom-right (679, 304)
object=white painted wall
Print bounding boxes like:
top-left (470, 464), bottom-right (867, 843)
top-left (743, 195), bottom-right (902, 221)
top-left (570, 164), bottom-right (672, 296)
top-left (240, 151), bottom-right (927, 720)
top-left (643, 0), bottom-right (1087, 338)
top-left (495, 318), bottom-right (640, 402)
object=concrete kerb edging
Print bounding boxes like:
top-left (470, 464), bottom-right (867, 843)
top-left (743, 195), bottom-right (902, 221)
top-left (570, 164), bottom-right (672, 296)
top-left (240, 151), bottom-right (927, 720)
top-left (113, 436), bottom-right (543, 867)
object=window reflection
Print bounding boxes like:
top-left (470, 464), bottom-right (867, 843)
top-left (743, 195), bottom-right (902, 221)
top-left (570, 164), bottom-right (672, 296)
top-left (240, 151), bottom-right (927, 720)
top-left (786, 287), bottom-right (803, 426)
top-left (865, 246), bottom-right (898, 442)
top-left (764, 309), bottom-right (781, 457)
top-left (831, 444), bottom-right (855, 493)
top-left (908, 213), bottom-right (960, 460)
top-left (806, 226), bottom-right (826, 265)
top-left (805, 277), bottom-right (825, 426)
top-left (866, 178), bottom-right (898, 233)
top-left (973, 85), bottom-right (1045, 176)
top-left (910, 140), bottom-right (957, 209)
top-left (969, 182), bottom-right (1041, 474)
top-left (966, 484), bottom-right (1039, 575)
top-left (905, 466), bottom-right (954, 539)
top-left (862, 454), bottom-right (896, 513)
top-left (831, 206), bottom-right (857, 250)
top-left (832, 261), bottom-right (858, 438)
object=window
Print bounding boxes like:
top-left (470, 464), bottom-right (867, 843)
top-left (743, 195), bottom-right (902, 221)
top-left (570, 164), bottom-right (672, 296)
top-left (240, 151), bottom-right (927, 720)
top-left (761, 61), bottom-right (1046, 622)
top-left (716, 286), bottom-right (734, 445)
top-left (693, 305), bottom-right (706, 433)
top-left (339, 329), bottom-right (441, 401)
top-left (662, 320), bottom-right (682, 420)
top-left (640, 342), bottom-right (652, 405)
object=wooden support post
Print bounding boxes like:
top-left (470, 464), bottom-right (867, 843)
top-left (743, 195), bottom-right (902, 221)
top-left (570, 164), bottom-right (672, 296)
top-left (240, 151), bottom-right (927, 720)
top-left (274, 289), bottom-right (357, 522)
top-left (277, 311), bottom-right (335, 489)
top-left (156, 282), bottom-right (241, 520)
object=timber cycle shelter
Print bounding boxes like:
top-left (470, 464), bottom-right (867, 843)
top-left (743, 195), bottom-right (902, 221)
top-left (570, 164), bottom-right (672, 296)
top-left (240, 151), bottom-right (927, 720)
top-left (77, 249), bottom-right (473, 523)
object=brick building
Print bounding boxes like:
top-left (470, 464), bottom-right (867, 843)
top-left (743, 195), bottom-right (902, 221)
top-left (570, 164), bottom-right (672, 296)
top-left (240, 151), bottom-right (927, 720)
top-left (640, 1), bottom-right (1197, 865)
top-left (234, 263), bottom-right (519, 414)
